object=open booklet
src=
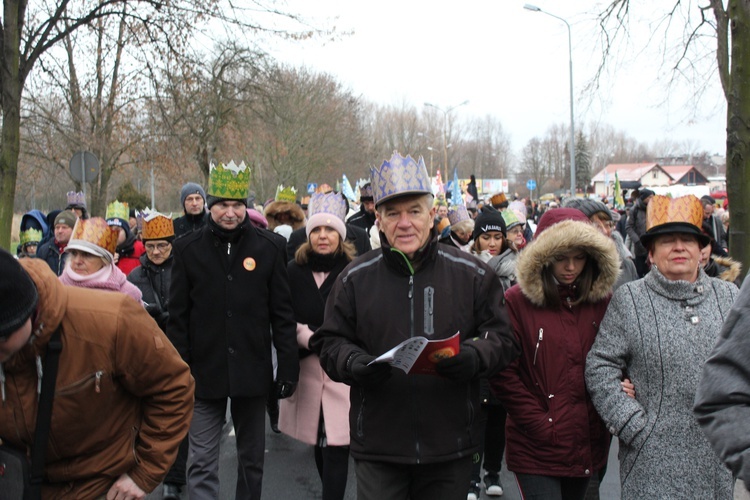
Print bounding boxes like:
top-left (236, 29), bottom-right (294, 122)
top-left (368, 331), bottom-right (461, 375)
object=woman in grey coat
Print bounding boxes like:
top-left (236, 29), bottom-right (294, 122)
top-left (585, 194), bottom-right (738, 500)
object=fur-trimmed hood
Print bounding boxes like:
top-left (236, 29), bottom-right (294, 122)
top-left (264, 200), bottom-right (306, 231)
top-left (516, 219), bottom-right (620, 307)
top-left (708, 255), bottom-right (742, 284)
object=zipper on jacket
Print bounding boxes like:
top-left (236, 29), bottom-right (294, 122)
top-left (533, 328), bottom-right (544, 366)
top-left (95, 371), bottom-right (102, 393)
top-left (227, 242), bottom-right (231, 256)
top-left (408, 276), bottom-right (414, 338)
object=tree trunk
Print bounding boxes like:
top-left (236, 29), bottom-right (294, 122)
top-left (0, 0), bottom-right (24, 250)
top-left (727, 1), bottom-right (750, 278)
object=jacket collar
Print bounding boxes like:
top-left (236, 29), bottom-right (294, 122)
top-left (380, 227), bottom-right (439, 276)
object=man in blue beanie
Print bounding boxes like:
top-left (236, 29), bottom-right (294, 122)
top-left (174, 182), bottom-right (207, 238)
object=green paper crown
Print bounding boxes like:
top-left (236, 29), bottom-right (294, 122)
top-left (105, 200), bottom-right (129, 221)
top-left (20, 228), bottom-right (43, 246)
top-left (275, 185), bottom-right (298, 203)
top-left (208, 161), bottom-right (250, 200)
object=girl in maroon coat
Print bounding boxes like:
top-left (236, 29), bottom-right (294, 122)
top-left (490, 208), bottom-right (621, 500)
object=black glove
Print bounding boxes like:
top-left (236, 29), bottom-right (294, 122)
top-left (144, 303), bottom-right (162, 318)
top-left (348, 353), bottom-right (392, 388)
top-left (275, 380), bottom-right (297, 399)
top-left (436, 347), bottom-right (481, 382)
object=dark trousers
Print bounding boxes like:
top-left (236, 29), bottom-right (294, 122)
top-left (515, 473), bottom-right (590, 500)
top-left (356, 456), bottom-right (473, 500)
top-left (187, 396), bottom-right (266, 500)
top-left (471, 403), bottom-right (507, 483)
top-left (314, 445), bottom-right (350, 500)
top-left (164, 436), bottom-right (189, 486)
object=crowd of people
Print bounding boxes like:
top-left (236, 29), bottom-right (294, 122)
top-left (2, 152), bottom-right (748, 500)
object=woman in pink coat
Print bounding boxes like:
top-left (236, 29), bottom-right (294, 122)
top-left (279, 193), bottom-right (357, 500)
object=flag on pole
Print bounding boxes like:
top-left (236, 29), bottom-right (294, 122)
top-left (432, 169), bottom-right (445, 195)
top-left (614, 172), bottom-right (625, 208)
top-left (452, 168), bottom-right (464, 206)
top-left (341, 174), bottom-right (356, 202)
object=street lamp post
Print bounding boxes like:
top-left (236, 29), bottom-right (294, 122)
top-left (424, 100), bottom-right (469, 177)
top-left (524, 4), bottom-right (576, 197)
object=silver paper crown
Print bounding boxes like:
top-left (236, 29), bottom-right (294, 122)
top-left (67, 191), bottom-right (86, 207)
top-left (370, 151), bottom-right (431, 206)
top-left (447, 205), bottom-right (471, 226)
top-left (308, 192), bottom-right (347, 221)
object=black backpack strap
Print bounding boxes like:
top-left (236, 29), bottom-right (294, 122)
top-left (27, 328), bottom-right (62, 499)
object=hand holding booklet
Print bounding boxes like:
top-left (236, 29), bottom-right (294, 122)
top-left (368, 331), bottom-right (460, 375)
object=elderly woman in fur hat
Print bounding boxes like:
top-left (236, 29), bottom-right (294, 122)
top-left (586, 195), bottom-right (738, 499)
top-left (490, 208), bottom-right (621, 500)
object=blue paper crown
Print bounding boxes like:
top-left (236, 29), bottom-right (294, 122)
top-left (308, 192), bottom-right (348, 221)
top-left (370, 151), bottom-right (431, 207)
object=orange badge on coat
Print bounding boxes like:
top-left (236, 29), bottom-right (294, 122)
top-left (243, 257), bottom-right (256, 271)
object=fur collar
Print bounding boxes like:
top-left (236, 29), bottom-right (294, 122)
top-left (515, 219), bottom-right (620, 307)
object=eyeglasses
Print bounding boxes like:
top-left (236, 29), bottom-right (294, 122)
top-left (68, 249), bottom-right (100, 259)
top-left (145, 242), bottom-right (171, 252)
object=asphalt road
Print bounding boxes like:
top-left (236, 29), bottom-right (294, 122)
top-left (147, 413), bottom-right (622, 499)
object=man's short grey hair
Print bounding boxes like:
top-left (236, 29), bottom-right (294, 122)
top-left (377, 193), bottom-right (434, 215)
top-left (452, 219), bottom-right (474, 234)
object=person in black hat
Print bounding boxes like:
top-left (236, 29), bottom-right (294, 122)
top-left (347, 182), bottom-right (376, 233)
top-left (0, 249), bottom-right (194, 498)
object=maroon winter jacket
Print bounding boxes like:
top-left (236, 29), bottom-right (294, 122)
top-left (490, 212), bottom-right (620, 478)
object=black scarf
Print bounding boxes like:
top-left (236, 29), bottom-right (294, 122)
top-left (208, 216), bottom-right (249, 244)
top-left (308, 251), bottom-right (347, 273)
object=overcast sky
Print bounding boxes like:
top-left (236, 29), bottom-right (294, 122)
top-left (261, 0), bottom-right (726, 158)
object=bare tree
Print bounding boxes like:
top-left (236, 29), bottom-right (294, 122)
top-left (592, 0), bottom-right (750, 276)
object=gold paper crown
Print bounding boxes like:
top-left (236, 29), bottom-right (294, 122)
top-left (70, 217), bottom-right (119, 256)
top-left (20, 228), bottom-right (43, 246)
top-left (138, 208), bottom-right (175, 240)
top-left (447, 205), bottom-right (471, 226)
top-left (105, 200), bottom-right (129, 221)
top-left (275, 185), bottom-right (298, 203)
top-left (370, 151), bottom-right (431, 206)
top-left (316, 183), bottom-right (333, 194)
top-left (207, 161), bottom-right (250, 200)
top-left (490, 193), bottom-right (508, 207)
top-left (646, 194), bottom-right (703, 232)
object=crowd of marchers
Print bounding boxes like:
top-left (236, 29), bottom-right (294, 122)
top-left (2, 151), bottom-right (750, 500)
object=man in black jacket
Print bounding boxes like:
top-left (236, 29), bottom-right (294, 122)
top-left (311, 152), bottom-right (519, 500)
top-left (173, 182), bottom-right (208, 238)
top-left (346, 182), bottom-right (376, 232)
top-left (168, 162), bottom-right (299, 500)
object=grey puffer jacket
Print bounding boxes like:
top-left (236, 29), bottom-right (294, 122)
top-left (586, 267), bottom-right (738, 499)
top-left (611, 231), bottom-right (638, 290)
top-left (625, 198), bottom-right (648, 256)
top-left (486, 248), bottom-right (518, 295)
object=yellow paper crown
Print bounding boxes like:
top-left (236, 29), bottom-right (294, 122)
top-left (20, 228), bottom-right (43, 246)
top-left (105, 200), bottom-right (129, 221)
top-left (646, 194), bottom-right (703, 232)
top-left (138, 208), bottom-right (174, 240)
top-left (491, 193), bottom-right (508, 207)
top-left (275, 185), bottom-right (298, 203)
top-left (207, 161), bottom-right (250, 200)
top-left (70, 217), bottom-right (119, 256)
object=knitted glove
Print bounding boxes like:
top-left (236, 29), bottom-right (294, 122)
top-left (436, 346), bottom-right (481, 382)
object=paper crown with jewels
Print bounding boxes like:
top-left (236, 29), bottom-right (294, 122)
top-left (138, 208), bottom-right (174, 240)
top-left (501, 207), bottom-right (523, 230)
top-left (447, 205), bottom-right (471, 226)
top-left (105, 200), bottom-right (129, 228)
top-left (68, 217), bottom-right (118, 258)
top-left (207, 161), bottom-right (250, 200)
top-left (641, 194), bottom-right (710, 247)
top-left (308, 192), bottom-right (348, 221)
top-left (359, 182), bottom-right (373, 201)
top-left (19, 228), bottom-right (43, 246)
top-left (275, 185), bottom-right (298, 203)
top-left (66, 191), bottom-right (86, 207)
top-left (370, 151), bottom-right (432, 207)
